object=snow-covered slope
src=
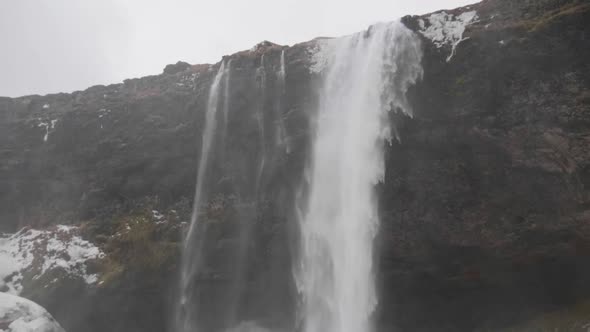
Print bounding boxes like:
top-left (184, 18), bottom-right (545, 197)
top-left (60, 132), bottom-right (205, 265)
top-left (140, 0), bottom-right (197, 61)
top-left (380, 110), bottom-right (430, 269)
top-left (418, 10), bottom-right (479, 61)
top-left (0, 226), bottom-right (103, 295)
top-left (0, 293), bottom-right (65, 332)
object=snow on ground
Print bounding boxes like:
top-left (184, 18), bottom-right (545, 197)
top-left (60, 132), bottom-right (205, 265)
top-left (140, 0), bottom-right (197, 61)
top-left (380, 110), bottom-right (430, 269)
top-left (176, 72), bottom-right (198, 89)
top-left (97, 109), bottom-right (111, 118)
top-left (98, 109), bottom-right (111, 130)
top-left (0, 292), bottom-right (65, 332)
top-left (0, 226), bottom-right (103, 295)
top-left (37, 119), bottom-right (58, 143)
top-left (151, 210), bottom-right (166, 224)
top-left (418, 10), bottom-right (479, 62)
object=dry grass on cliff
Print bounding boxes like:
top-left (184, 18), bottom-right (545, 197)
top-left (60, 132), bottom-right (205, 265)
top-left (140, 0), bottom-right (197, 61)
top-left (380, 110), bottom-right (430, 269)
top-left (478, 300), bottom-right (590, 332)
top-left (524, 2), bottom-right (590, 32)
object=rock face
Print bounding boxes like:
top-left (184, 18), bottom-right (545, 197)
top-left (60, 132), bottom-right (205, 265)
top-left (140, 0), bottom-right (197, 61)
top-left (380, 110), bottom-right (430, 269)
top-left (0, 0), bottom-right (589, 331)
top-left (382, 1), bottom-right (590, 330)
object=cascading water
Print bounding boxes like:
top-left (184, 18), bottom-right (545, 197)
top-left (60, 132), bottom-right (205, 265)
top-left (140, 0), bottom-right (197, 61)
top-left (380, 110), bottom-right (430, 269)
top-left (275, 49), bottom-right (290, 153)
top-left (176, 60), bottom-right (230, 332)
top-left (297, 21), bottom-right (423, 332)
top-left (174, 20), bottom-right (421, 332)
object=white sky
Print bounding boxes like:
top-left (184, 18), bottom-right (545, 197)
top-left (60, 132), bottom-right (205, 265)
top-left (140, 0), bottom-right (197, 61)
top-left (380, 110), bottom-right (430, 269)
top-left (0, 0), bottom-right (475, 97)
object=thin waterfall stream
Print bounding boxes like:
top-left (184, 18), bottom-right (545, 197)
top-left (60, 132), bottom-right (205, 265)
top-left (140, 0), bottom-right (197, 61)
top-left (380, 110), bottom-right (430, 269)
top-left (255, 54), bottom-right (267, 194)
top-left (276, 49), bottom-right (290, 153)
top-left (176, 60), bottom-right (229, 332)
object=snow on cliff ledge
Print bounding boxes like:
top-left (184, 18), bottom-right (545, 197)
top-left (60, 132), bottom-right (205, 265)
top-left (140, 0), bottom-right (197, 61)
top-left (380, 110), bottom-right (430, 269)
top-left (0, 226), bottom-right (103, 295)
top-left (418, 10), bottom-right (479, 62)
top-left (0, 292), bottom-right (65, 332)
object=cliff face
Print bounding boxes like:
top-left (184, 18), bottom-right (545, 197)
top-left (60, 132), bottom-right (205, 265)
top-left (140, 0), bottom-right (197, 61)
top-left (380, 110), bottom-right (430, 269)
top-left (380, 0), bottom-right (590, 330)
top-left (0, 0), bottom-right (589, 331)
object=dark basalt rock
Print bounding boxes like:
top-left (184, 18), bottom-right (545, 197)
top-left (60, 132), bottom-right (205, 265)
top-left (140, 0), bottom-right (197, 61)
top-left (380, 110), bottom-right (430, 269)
top-left (0, 0), bottom-right (589, 331)
top-left (163, 61), bottom-right (192, 75)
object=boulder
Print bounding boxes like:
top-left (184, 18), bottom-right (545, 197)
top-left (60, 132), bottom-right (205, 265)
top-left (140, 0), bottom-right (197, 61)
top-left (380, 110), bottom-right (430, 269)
top-left (0, 293), bottom-right (65, 332)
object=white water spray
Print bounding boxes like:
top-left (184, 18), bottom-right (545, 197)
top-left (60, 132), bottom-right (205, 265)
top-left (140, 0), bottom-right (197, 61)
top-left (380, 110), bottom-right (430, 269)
top-left (297, 21), bottom-right (422, 332)
top-left (176, 60), bottom-right (229, 332)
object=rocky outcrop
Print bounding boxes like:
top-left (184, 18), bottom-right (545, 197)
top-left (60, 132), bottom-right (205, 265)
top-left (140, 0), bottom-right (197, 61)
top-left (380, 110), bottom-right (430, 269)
top-left (0, 0), bottom-right (588, 331)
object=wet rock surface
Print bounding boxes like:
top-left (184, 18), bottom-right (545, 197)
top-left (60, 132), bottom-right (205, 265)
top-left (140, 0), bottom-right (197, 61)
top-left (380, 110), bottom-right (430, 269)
top-left (0, 0), bottom-right (589, 331)
top-left (382, 0), bottom-right (590, 330)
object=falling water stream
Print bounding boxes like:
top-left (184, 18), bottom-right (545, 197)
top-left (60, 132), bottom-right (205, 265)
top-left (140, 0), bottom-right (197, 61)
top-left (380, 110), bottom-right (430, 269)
top-left (176, 60), bottom-right (229, 332)
top-left (255, 54), bottom-right (267, 193)
top-left (176, 20), bottom-right (422, 332)
top-left (222, 59), bottom-right (233, 137)
top-left (275, 49), bottom-right (290, 153)
top-left (297, 21), bottom-right (422, 332)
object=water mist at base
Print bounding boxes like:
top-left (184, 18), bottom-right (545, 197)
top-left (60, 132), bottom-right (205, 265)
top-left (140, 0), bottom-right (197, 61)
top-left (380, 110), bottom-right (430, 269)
top-left (297, 21), bottom-right (422, 332)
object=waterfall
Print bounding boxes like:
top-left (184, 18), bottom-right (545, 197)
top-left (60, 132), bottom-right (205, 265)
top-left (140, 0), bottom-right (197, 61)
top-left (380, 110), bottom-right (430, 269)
top-left (276, 49), bottom-right (290, 153)
top-left (223, 59), bottom-right (233, 136)
top-left (278, 49), bottom-right (285, 91)
top-left (255, 54), bottom-right (267, 192)
top-left (176, 60), bottom-right (229, 332)
top-left (297, 21), bottom-right (423, 332)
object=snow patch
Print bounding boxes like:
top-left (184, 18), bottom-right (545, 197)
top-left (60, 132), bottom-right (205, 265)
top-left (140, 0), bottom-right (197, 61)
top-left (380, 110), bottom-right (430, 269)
top-left (0, 293), bottom-right (64, 331)
top-left (97, 108), bottom-right (111, 118)
top-left (37, 119), bottom-right (58, 142)
top-left (37, 122), bottom-right (49, 142)
top-left (0, 226), bottom-right (103, 295)
top-left (0, 293), bottom-right (65, 332)
top-left (419, 10), bottom-right (478, 62)
top-left (177, 73), bottom-right (198, 89)
top-left (98, 109), bottom-right (111, 130)
top-left (152, 210), bottom-right (166, 224)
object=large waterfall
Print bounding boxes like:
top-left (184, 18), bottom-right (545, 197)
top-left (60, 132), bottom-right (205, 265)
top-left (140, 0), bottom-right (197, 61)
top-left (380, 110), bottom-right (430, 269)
top-left (174, 20), bottom-right (422, 332)
top-left (297, 21), bottom-right (423, 332)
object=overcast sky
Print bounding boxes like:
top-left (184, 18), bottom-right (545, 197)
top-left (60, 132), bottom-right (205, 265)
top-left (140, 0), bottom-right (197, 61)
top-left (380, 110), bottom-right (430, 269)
top-left (0, 0), bottom-right (474, 97)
